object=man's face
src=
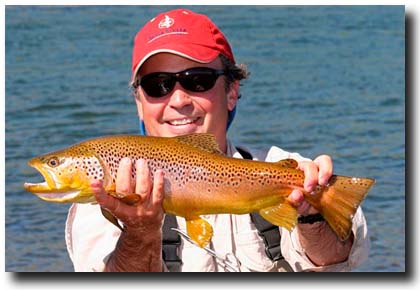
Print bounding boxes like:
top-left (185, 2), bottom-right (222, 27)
top-left (135, 53), bottom-right (238, 152)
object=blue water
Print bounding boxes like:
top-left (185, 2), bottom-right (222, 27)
top-left (5, 6), bottom-right (405, 272)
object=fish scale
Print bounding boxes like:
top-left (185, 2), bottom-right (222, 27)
top-left (24, 133), bottom-right (375, 247)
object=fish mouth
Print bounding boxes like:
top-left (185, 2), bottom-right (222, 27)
top-left (24, 158), bottom-right (56, 191)
top-left (24, 159), bottom-right (81, 203)
top-left (25, 186), bottom-right (82, 203)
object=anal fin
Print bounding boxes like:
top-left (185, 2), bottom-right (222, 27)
top-left (258, 201), bottom-right (298, 231)
top-left (185, 217), bottom-right (214, 248)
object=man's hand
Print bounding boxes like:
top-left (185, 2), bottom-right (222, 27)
top-left (91, 157), bottom-right (165, 232)
top-left (288, 154), bottom-right (353, 266)
top-left (288, 155), bottom-right (333, 215)
top-left (90, 157), bottom-right (165, 272)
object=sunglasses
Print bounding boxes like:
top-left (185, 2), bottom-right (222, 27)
top-left (138, 67), bottom-right (228, 98)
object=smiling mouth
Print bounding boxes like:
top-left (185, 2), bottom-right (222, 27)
top-left (167, 117), bottom-right (199, 126)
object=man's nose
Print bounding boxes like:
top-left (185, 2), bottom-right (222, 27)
top-left (168, 83), bottom-right (193, 108)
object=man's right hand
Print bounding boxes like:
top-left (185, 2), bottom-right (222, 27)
top-left (90, 157), bottom-right (165, 272)
top-left (92, 157), bottom-right (165, 232)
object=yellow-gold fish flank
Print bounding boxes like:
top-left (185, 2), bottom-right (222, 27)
top-left (24, 134), bottom-right (375, 247)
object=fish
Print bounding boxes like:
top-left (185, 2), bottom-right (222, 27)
top-left (24, 133), bottom-right (375, 247)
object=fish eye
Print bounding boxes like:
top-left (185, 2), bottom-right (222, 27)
top-left (47, 157), bottom-right (60, 167)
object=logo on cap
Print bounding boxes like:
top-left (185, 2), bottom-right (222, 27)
top-left (158, 15), bottom-right (174, 29)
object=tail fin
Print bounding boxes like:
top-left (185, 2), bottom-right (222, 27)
top-left (304, 175), bottom-right (375, 241)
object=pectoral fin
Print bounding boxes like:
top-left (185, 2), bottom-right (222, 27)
top-left (105, 183), bottom-right (141, 206)
top-left (258, 201), bottom-right (298, 231)
top-left (119, 194), bottom-right (141, 205)
top-left (101, 207), bottom-right (124, 231)
top-left (185, 217), bottom-right (214, 248)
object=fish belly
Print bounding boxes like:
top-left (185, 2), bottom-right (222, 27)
top-left (162, 175), bottom-right (290, 217)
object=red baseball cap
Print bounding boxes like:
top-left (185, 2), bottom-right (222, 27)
top-left (131, 9), bottom-right (235, 81)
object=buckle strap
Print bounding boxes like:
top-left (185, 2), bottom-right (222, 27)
top-left (162, 214), bottom-right (182, 271)
top-left (237, 146), bottom-right (284, 262)
top-left (250, 212), bottom-right (283, 262)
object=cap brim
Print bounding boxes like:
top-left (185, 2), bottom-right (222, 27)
top-left (131, 46), bottom-right (220, 83)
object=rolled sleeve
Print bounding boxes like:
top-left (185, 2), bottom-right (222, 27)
top-left (280, 207), bottom-right (370, 272)
top-left (261, 144), bottom-right (370, 272)
top-left (65, 203), bottom-right (121, 272)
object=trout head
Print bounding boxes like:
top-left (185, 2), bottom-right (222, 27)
top-left (24, 147), bottom-right (105, 203)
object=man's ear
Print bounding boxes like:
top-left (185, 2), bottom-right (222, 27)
top-left (227, 80), bottom-right (240, 111)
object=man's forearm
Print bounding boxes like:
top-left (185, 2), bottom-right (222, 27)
top-left (104, 229), bottom-right (163, 272)
top-left (297, 222), bottom-right (353, 266)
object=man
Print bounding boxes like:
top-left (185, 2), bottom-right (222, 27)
top-left (65, 8), bottom-right (369, 272)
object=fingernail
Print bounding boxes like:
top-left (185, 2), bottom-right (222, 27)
top-left (317, 176), bottom-right (325, 185)
top-left (91, 180), bottom-right (101, 189)
top-left (156, 169), bottom-right (164, 177)
top-left (305, 183), bottom-right (315, 192)
top-left (122, 157), bottom-right (131, 164)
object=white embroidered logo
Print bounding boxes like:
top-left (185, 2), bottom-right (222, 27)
top-left (158, 15), bottom-right (174, 29)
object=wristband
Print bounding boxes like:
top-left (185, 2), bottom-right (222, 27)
top-left (297, 213), bottom-right (325, 224)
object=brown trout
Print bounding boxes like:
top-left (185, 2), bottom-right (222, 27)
top-left (24, 134), bottom-right (375, 247)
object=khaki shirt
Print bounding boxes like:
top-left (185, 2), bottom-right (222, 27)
top-left (65, 141), bottom-right (370, 272)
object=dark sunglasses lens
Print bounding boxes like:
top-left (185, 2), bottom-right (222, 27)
top-left (180, 70), bottom-right (218, 92)
top-left (140, 68), bottom-right (224, 97)
top-left (140, 74), bottom-right (176, 97)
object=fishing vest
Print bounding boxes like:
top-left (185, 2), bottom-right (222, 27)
top-left (162, 147), bottom-right (284, 272)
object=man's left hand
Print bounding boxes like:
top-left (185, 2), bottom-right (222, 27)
top-left (288, 155), bottom-right (333, 215)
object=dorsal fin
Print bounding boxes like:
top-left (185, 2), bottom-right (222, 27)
top-left (276, 158), bottom-right (298, 168)
top-left (174, 134), bottom-right (224, 155)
